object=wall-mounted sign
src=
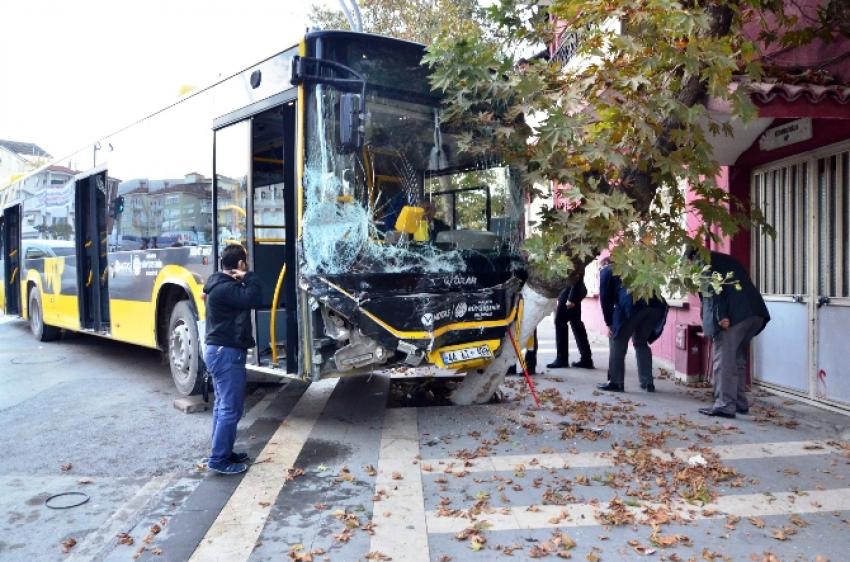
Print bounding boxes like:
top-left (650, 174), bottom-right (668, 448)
top-left (759, 118), bottom-right (812, 151)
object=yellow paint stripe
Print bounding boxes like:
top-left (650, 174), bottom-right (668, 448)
top-left (189, 380), bottom-right (337, 562)
top-left (270, 264), bottom-right (287, 366)
top-left (109, 299), bottom-right (157, 347)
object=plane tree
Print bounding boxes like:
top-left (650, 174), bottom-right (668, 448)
top-left (425, 0), bottom-right (848, 403)
top-left (310, 0), bottom-right (847, 403)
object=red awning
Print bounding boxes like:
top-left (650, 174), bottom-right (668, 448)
top-left (749, 82), bottom-right (850, 119)
top-left (703, 80), bottom-right (850, 164)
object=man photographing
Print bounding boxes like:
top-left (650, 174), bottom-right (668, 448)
top-left (202, 244), bottom-right (262, 475)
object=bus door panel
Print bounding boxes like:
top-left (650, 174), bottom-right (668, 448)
top-left (0, 215), bottom-right (4, 311)
top-left (2, 206), bottom-right (22, 316)
top-left (249, 103), bottom-right (297, 372)
top-left (75, 173), bottom-right (111, 331)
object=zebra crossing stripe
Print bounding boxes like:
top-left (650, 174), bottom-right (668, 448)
top-left (426, 487), bottom-right (850, 533)
top-left (369, 408), bottom-right (431, 562)
top-left (426, 440), bottom-right (838, 474)
top-left (188, 379), bottom-right (338, 562)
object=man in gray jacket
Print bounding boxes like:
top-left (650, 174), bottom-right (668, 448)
top-left (695, 251), bottom-right (770, 418)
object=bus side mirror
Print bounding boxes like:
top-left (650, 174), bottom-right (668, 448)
top-left (339, 93), bottom-right (363, 154)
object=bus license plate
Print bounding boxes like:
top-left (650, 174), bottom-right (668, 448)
top-left (441, 345), bottom-right (492, 365)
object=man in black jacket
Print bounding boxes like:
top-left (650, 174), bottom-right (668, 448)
top-left (546, 278), bottom-right (594, 369)
top-left (596, 262), bottom-right (667, 392)
top-left (695, 251), bottom-right (770, 418)
top-left (202, 244), bottom-right (263, 474)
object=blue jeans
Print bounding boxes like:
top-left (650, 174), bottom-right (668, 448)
top-left (204, 345), bottom-right (247, 466)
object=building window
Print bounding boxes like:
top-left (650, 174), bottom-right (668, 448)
top-left (752, 145), bottom-right (850, 299)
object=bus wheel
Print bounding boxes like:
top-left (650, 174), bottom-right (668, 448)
top-left (168, 301), bottom-right (204, 396)
top-left (29, 290), bottom-right (60, 342)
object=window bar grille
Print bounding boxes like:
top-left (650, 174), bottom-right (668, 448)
top-left (781, 166), bottom-right (790, 294)
top-left (801, 161), bottom-right (809, 295)
top-left (835, 151), bottom-right (846, 297)
top-left (752, 173), bottom-right (762, 291)
top-left (771, 169), bottom-right (779, 294)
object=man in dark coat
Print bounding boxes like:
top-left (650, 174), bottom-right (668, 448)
top-left (546, 278), bottom-right (594, 369)
top-left (695, 251), bottom-right (770, 418)
top-left (597, 261), bottom-right (668, 392)
top-left (202, 244), bottom-right (263, 474)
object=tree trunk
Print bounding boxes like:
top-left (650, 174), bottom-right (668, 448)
top-left (450, 283), bottom-right (555, 405)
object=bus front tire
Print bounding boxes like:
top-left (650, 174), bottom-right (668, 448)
top-left (167, 300), bottom-right (205, 396)
top-left (29, 290), bottom-right (60, 342)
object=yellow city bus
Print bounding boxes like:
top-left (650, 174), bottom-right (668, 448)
top-left (0, 30), bottom-right (527, 395)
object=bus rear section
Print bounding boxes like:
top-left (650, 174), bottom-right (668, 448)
top-left (1, 45), bottom-right (303, 396)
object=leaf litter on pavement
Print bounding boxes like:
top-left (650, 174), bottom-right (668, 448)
top-left (430, 376), bottom-right (847, 560)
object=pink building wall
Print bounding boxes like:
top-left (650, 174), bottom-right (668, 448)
top-left (547, 0), bottom-right (850, 377)
top-left (578, 118), bottom-right (850, 377)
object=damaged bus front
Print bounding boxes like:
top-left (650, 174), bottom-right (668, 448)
top-left (293, 32), bottom-right (527, 379)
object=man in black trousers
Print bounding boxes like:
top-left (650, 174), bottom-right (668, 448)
top-left (546, 277), bottom-right (594, 369)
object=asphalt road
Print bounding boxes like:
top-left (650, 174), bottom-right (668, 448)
top-left (2, 315), bottom-right (850, 562)
top-left (0, 316), bottom-right (279, 561)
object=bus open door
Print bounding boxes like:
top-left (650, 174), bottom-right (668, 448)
top-left (2, 205), bottom-right (22, 316)
top-left (213, 101), bottom-right (299, 378)
top-left (74, 172), bottom-right (111, 332)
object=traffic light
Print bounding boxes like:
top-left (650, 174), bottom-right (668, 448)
top-left (110, 196), bottom-right (125, 218)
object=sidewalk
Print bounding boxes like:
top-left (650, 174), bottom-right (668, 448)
top-left (532, 312), bottom-right (850, 438)
top-left (447, 314), bottom-right (850, 560)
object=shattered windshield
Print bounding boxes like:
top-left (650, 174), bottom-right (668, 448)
top-left (302, 86), bottom-right (523, 275)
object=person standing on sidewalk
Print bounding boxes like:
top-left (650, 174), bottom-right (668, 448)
top-left (546, 277), bottom-right (594, 369)
top-left (202, 244), bottom-right (263, 475)
top-left (693, 250), bottom-right (770, 418)
top-left (597, 260), bottom-right (667, 392)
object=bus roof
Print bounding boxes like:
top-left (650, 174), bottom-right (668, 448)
top-left (3, 30), bottom-right (431, 196)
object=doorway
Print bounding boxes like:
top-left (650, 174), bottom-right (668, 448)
top-left (751, 141), bottom-right (850, 408)
top-left (213, 101), bottom-right (298, 373)
top-left (2, 205), bottom-right (22, 315)
top-left (75, 172), bottom-right (111, 332)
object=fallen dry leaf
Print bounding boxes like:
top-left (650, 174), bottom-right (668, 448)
top-left (61, 538), bottom-right (77, 553)
top-left (702, 548), bottom-right (721, 561)
top-left (748, 517), bottom-right (766, 528)
top-left (365, 551), bottom-right (392, 561)
top-left (61, 463), bottom-right (72, 472)
top-left (333, 528), bottom-right (352, 543)
top-left (789, 514), bottom-right (809, 527)
top-left (116, 532), bottom-right (134, 545)
top-left (288, 544), bottom-right (313, 562)
top-left (771, 528), bottom-right (788, 541)
top-left (286, 468), bottom-right (305, 481)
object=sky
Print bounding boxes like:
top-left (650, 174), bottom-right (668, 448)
top-left (0, 0), bottom-right (336, 161)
